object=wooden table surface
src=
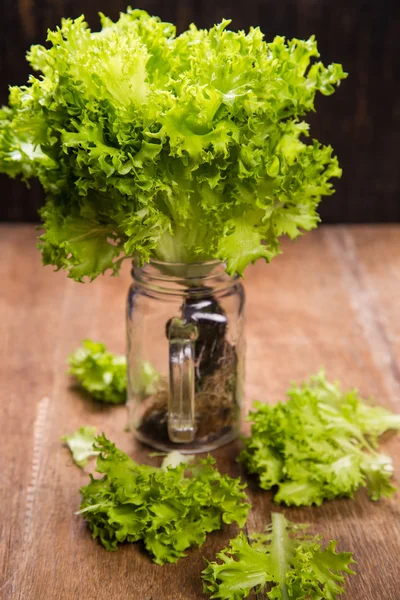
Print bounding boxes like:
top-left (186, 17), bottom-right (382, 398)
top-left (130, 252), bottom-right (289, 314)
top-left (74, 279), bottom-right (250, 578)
top-left (1, 224), bottom-right (400, 600)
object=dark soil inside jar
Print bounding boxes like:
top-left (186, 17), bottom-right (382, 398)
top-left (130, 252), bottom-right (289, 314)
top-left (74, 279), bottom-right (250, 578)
top-left (137, 289), bottom-right (240, 446)
top-left (181, 291), bottom-right (228, 383)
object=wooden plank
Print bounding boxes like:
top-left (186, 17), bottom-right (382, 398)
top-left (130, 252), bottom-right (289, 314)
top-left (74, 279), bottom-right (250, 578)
top-left (0, 225), bottom-right (68, 597)
top-left (0, 225), bottom-right (242, 600)
top-left (1, 224), bottom-right (399, 600)
top-left (341, 225), bottom-right (400, 406)
top-left (245, 226), bottom-right (400, 600)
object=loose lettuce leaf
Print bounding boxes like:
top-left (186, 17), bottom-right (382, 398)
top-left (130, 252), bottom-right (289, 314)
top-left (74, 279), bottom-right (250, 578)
top-left (0, 10), bottom-right (347, 280)
top-left (68, 340), bottom-right (127, 404)
top-left (61, 426), bottom-right (98, 467)
top-left (79, 434), bottom-right (250, 564)
top-left (240, 370), bottom-right (400, 505)
top-left (161, 450), bottom-right (195, 471)
top-left (202, 512), bottom-right (355, 599)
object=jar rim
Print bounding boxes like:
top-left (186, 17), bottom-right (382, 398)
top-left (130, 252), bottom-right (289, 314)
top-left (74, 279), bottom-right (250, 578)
top-left (131, 258), bottom-right (240, 296)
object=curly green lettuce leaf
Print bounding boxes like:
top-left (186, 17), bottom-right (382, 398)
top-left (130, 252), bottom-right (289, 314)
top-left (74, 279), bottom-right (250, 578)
top-left (79, 434), bottom-right (250, 564)
top-left (202, 512), bottom-right (355, 600)
top-left (0, 10), bottom-right (347, 280)
top-left (68, 340), bottom-right (127, 404)
top-left (240, 370), bottom-right (400, 505)
top-left (39, 208), bottom-right (124, 281)
top-left (61, 426), bottom-right (98, 467)
top-left (361, 453), bottom-right (396, 501)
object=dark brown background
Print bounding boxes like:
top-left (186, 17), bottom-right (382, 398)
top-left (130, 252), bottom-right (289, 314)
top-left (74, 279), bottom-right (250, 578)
top-left (1, 0), bottom-right (399, 223)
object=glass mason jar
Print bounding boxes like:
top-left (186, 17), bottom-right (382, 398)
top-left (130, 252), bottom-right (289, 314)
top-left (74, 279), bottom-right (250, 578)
top-left (126, 260), bottom-right (245, 453)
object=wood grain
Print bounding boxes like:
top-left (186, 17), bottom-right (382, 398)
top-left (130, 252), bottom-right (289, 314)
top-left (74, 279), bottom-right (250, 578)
top-left (1, 0), bottom-right (400, 223)
top-left (0, 224), bottom-right (399, 599)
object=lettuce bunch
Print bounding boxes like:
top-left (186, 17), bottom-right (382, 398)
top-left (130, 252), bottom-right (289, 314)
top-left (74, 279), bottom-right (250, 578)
top-left (68, 340), bottom-right (127, 404)
top-left (202, 512), bottom-right (355, 599)
top-left (0, 9), bottom-right (346, 280)
top-left (79, 434), bottom-right (250, 564)
top-left (240, 371), bottom-right (400, 505)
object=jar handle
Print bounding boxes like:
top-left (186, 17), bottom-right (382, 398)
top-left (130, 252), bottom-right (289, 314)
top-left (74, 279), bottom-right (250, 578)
top-left (167, 317), bottom-right (198, 443)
